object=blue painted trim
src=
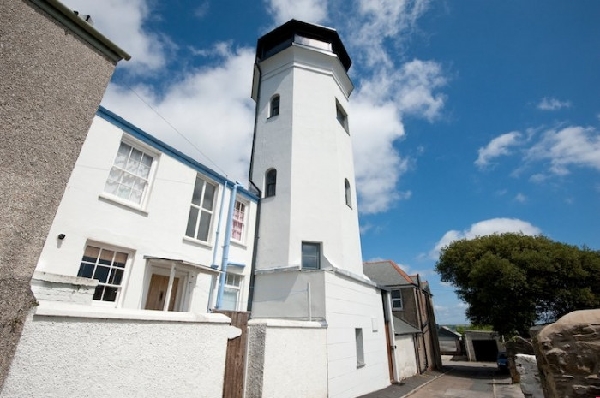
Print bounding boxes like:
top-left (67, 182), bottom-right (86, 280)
top-left (96, 106), bottom-right (258, 202)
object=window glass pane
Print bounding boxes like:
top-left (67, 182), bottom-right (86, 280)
top-left (110, 269), bottom-right (124, 285)
top-left (391, 290), bottom-right (401, 299)
top-left (302, 243), bottom-right (318, 256)
top-left (99, 250), bottom-right (114, 264)
top-left (104, 180), bottom-right (119, 195)
top-left (221, 289), bottom-right (238, 311)
top-left (77, 263), bottom-right (94, 278)
top-left (115, 143), bottom-right (130, 167)
top-left (108, 168), bottom-right (123, 182)
top-left (203, 183), bottom-right (215, 211)
top-left (114, 252), bottom-right (128, 267)
top-left (186, 207), bottom-right (199, 237)
top-left (93, 265), bottom-right (110, 283)
top-left (117, 184), bottom-right (132, 201)
top-left (197, 211), bottom-right (211, 241)
top-left (138, 163), bottom-right (151, 179)
top-left (191, 177), bottom-right (205, 206)
top-left (84, 246), bottom-right (100, 258)
top-left (93, 286), bottom-right (104, 301)
top-left (130, 187), bottom-right (143, 204)
top-left (103, 287), bottom-right (118, 302)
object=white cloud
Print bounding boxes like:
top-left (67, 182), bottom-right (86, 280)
top-left (527, 126), bottom-right (600, 175)
top-left (265, 0), bottom-right (328, 25)
top-left (346, 0), bottom-right (432, 69)
top-left (102, 44), bottom-right (256, 182)
top-left (60, 0), bottom-right (169, 72)
top-left (429, 218), bottom-right (542, 259)
top-left (514, 193), bottom-right (527, 203)
top-left (194, 1), bottom-right (210, 19)
top-left (537, 97), bottom-right (572, 111)
top-left (475, 131), bottom-right (521, 168)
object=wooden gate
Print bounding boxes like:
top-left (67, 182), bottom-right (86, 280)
top-left (218, 311), bottom-right (250, 398)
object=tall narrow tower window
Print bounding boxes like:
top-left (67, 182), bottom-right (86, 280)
top-left (336, 99), bottom-right (348, 134)
top-left (265, 169), bottom-right (277, 197)
top-left (270, 94), bottom-right (280, 118)
top-left (344, 179), bottom-right (352, 208)
top-left (302, 242), bottom-right (321, 270)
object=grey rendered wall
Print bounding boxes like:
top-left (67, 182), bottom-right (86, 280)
top-left (0, 0), bottom-right (118, 388)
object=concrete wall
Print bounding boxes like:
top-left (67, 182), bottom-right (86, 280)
top-left (251, 269), bottom-right (326, 320)
top-left (247, 319), bottom-right (328, 398)
top-left (0, 0), bottom-right (125, 388)
top-left (325, 273), bottom-right (390, 398)
top-left (1, 301), bottom-right (234, 398)
top-left (34, 114), bottom-right (256, 312)
top-left (394, 334), bottom-right (419, 379)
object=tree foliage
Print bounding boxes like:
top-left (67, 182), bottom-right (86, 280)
top-left (435, 233), bottom-right (600, 336)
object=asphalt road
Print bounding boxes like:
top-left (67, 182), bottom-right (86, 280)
top-left (407, 360), bottom-right (524, 398)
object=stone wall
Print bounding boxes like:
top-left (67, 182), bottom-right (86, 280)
top-left (506, 337), bottom-right (535, 383)
top-left (0, 0), bottom-right (126, 388)
top-left (532, 309), bottom-right (600, 398)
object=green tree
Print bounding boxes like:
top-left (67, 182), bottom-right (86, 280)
top-left (435, 233), bottom-right (600, 336)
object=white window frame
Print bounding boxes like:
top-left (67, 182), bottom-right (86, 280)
top-left (301, 241), bottom-right (321, 270)
top-left (184, 175), bottom-right (218, 245)
top-left (76, 242), bottom-right (133, 308)
top-left (391, 289), bottom-right (403, 311)
top-left (269, 94), bottom-right (280, 118)
top-left (101, 136), bottom-right (159, 212)
top-left (222, 272), bottom-right (243, 311)
top-left (344, 178), bottom-right (352, 208)
top-left (231, 199), bottom-right (248, 245)
top-left (336, 99), bottom-right (349, 134)
top-left (356, 328), bottom-right (365, 368)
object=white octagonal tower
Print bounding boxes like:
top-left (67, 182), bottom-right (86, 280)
top-left (249, 21), bottom-right (391, 397)
top-left (250, 20), bottom-right (363, 277)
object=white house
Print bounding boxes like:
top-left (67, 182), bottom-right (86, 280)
top-left (2, 18), bottom-right (411, 398)
top-left (32, 107), bottom-right (258, 313)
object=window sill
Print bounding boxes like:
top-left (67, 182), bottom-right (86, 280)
top-left (98, 193), bottom-right (149, 216)
top-left (183, 235), bottom-right (213, 249)
top-left (230, 240), bottom-right (247, 249)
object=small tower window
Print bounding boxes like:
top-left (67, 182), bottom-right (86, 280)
top-left (265, 169), bottom-right (277, 197)
top-left (270, 95), bottom-right (280, 118)
top-left (336, 99), bottom-right (348, 133)
top-left (344, 179), bottom-right (352, 208)
top-left (302, 242), bottom-right (321, 270)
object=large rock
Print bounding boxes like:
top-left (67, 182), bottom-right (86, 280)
top-left (507, 337), bottom-right (535, 383)
top-left (533, 309), bottom-right (600, 398)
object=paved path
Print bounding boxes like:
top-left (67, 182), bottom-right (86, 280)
top-left (359, 360), bottom-right (524, 398)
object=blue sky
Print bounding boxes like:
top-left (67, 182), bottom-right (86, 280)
top-left (63, 0), bottom-right (600, 324)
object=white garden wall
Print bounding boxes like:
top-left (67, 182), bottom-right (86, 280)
top-left (248, 319), bottom-right (328, 398)
top-left (1, 302), bottom-right (235, 398)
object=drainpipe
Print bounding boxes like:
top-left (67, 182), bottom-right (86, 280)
top-left (415, 275), bottom-right (429, 372)
top-left (207, 181), bottom-right (228, 312)
top-left (215, 182), bottom-right (241, 309)
top-left (247, 60), bottom-right (263, 312)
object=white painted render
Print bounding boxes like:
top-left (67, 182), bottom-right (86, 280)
top-left (256, 320), bottom-right (328, 398)
top-left (251, 43), bottom-right (363, 276)
top-left (394, 335), bottom-right (419, 379)
top-left (1, 302), bottom-right (233, 398)
top-left (324, 273), bottom-right (390, 398)
top-left (34, 114), bottom-right (256, 313)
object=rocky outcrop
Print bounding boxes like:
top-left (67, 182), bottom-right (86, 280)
top-left (532, 309), bottom-right (600, 398)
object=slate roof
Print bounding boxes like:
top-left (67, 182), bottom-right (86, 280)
top-left (363, 260), bottom-right (414, 287)
top-left (393, 316), bottom-right (422, 335)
